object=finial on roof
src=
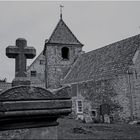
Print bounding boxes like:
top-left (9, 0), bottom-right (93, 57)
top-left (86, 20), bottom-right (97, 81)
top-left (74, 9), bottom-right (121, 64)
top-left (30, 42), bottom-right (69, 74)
top-left (60, 5), bottom-right (64, 19)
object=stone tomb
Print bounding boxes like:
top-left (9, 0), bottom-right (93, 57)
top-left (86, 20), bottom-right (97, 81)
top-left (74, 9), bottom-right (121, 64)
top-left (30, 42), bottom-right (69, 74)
top-left (0, 86), bottom-right (71, 139)
top-left (0, 38), bottom-right (72, 139)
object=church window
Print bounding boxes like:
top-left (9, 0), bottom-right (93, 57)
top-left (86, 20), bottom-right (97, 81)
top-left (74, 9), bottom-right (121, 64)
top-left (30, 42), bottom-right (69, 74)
top-left (31, 71), bottom-right (36, 77)
top-left (76, 100), bottom-right (83, 113)
top-left (40, 60), bottom-right (45, 65)
top-left (61, 47), bottom-right (69, 60)
top-left (91, 110), bottom-right (97, 117)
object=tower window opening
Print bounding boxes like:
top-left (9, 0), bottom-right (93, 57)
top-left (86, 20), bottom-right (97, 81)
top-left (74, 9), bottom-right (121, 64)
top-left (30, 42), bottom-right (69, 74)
top-left (61, 47), bottom-right (69, 60)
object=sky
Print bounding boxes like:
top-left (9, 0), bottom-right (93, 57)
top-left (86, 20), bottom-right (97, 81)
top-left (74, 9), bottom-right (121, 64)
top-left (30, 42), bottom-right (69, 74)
top-left (0, 1), bottom-right (140, 82)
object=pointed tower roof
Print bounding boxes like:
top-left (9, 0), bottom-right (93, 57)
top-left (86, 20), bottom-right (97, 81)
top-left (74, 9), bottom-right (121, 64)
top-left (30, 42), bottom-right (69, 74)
top-left (47, 18), bottom-right (83, 46)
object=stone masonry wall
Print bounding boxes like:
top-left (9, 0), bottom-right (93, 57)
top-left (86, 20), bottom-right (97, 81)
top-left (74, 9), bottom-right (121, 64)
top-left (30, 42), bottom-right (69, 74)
top-left (71, 74), bottom-right (132, 122)
top-left (45, 44), bottom-right (82, 89)
top-left (111, 75), bottom-right (131, 122)
top-left (27, 52), bottom-right (45, 88)
top-left (132, 49), bottom-right (140, 119)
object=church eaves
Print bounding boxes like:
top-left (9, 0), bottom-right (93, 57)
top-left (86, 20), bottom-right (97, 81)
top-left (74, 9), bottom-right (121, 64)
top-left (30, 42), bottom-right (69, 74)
top-left (47, 18), bottom-right (83, 46)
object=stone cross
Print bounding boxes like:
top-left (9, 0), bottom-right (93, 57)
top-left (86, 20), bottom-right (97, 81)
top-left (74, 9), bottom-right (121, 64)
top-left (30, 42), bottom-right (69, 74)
top-left (60, 5), bottom-right (64, 19)
top-left (6, 38), bottom-right (36, 77)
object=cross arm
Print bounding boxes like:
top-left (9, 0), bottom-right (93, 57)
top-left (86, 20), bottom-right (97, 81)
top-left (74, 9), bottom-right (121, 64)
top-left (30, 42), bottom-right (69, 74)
top-left (24, 47), bottom-right (36, 59)
top-left (6, 46), bottom-right (19, 58)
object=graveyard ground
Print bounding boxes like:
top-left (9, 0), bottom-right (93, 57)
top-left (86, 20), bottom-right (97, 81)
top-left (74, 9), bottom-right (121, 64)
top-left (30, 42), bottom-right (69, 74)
top-left (58, 118), bottom-right (140, 139)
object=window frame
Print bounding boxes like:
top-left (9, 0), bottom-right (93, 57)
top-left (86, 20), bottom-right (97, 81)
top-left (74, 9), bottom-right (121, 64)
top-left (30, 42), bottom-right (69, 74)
top-left (40, 60), bottom-right (45, 65)
top-left (76, 100), bottom-right (83, 114)
top-left (30, 71), bottom-right (37, 77)
top-left (91, 109), bottom-right (97, 117)
top-left (61, 47), bottom-right (69, 60)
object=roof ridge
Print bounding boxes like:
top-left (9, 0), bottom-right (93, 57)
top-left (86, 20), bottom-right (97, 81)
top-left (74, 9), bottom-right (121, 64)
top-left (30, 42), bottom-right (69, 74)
top-left (83, 33), bottom-right (140, 56)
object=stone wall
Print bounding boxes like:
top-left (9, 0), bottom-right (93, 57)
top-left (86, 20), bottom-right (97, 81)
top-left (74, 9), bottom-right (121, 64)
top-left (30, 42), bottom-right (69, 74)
top-left (70, 74), bottom-right (133, 122)
top-left (45, 44), bottom-right (82, 89)
top-left (27, 52), bottom-right (45, 88)
top-left (111, 75), bottom-right (131, 122)
top-left (131, 49), bottom-right (140, 119)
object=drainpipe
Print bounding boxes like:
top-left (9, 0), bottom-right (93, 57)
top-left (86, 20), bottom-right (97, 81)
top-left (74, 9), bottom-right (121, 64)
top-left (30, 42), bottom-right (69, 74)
top-left (44, 40), bottom-right (48, 88)
top-left (128, 68), bottom-right (134, 121)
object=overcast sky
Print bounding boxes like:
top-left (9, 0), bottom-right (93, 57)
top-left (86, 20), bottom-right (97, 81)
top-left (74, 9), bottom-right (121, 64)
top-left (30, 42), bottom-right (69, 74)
top-left (0, 1), bottom-right (140, 82)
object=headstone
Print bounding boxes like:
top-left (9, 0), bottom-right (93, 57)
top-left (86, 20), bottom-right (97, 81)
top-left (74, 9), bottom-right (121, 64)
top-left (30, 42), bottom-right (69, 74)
top-left (0, 38), bottom-right (72, 139)
top-left (77, 114), bottom-right (84, 121)
top-left (100, 104), bottom-right (110, 115)
top-left (104, 114), bottom-right (110, 123)
top-left (84, 114), bottom-right (93, 123)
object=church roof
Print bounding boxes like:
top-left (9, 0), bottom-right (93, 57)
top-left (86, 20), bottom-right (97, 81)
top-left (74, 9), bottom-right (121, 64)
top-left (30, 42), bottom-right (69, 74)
top-left (0, 82), bottom-right (11, 93)
top-left (62, 34), bottom-right (140, 84)
top-left (47, 18), bottom-right (83, 45)
top-left (27, 51), bottom-right (45, 71)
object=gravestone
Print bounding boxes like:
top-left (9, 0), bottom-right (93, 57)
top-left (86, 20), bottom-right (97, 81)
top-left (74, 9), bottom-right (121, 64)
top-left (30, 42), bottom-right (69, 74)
top-left (0, 38), bottom-right (72, 139)
top-left (84, 114), bottom-right (93, 123)
top-left (104, 114), bottom-right (110, 123)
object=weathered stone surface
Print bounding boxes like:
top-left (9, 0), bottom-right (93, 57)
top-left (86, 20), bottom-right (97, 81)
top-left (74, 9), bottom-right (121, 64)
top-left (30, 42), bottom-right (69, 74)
top-left (0, 126), bottom-right (57, 139)
top-left (0, 85), bottom-right (72, 130)
top-left (70, 76), bottom-right (131, 122)
top-left (12, 77), bottom-right (31, 87)
top-left (0, 86), bottom-right (71, 101)
top-left (6, 38), bottom-right (36, 78)
top-left (44, 43), bottom-right (82, 89)
top-left (0, 115), bottom-right (58, 131)
top-left (27, 52), bottom-right (45, 88)
top-left (0, 100), bottom-right (71, 111)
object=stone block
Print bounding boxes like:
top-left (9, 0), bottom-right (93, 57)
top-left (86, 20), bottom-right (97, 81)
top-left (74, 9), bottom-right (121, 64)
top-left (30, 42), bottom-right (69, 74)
top-left (0, 86), bottom-right (72, 131)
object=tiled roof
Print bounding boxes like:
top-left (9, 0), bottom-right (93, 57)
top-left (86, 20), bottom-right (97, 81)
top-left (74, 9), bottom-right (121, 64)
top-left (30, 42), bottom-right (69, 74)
top-left (62, 34), bottom-right (140, 84)
top-left (0, 82), bottom-right (11, 93)
top-left (27, 51), bottom-right (45, 71)
top-left (47, 18), bottom-right (83, 45)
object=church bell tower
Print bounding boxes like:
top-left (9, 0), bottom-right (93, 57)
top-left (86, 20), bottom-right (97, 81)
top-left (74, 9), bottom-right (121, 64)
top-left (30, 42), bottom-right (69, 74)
top-left (43, 12), bottom-right (83, 89)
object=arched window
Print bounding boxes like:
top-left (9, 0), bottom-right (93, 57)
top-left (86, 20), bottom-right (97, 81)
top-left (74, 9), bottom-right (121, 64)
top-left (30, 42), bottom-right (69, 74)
top-left (61, 47), bottom-right (69, 60)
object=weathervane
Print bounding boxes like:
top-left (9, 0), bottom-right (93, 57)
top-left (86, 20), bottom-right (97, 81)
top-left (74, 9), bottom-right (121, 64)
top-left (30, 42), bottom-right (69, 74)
top-left (60, 5), bottom-right (64, 19)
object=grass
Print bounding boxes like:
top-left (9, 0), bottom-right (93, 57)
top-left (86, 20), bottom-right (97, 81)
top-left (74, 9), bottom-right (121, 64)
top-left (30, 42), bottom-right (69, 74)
top-left (58, 118), bottom-right (140, 139)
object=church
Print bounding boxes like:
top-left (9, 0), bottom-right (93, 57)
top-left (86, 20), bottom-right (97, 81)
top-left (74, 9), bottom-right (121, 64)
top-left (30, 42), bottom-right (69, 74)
top-left (27, 14), bottom-right (140, 123)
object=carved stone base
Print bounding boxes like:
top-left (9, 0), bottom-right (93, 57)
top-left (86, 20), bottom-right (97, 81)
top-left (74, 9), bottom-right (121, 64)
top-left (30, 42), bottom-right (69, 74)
top-left (0, 126), bottom-right (57, 139)
top-left (12, 77), bottom-right (31, 87)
